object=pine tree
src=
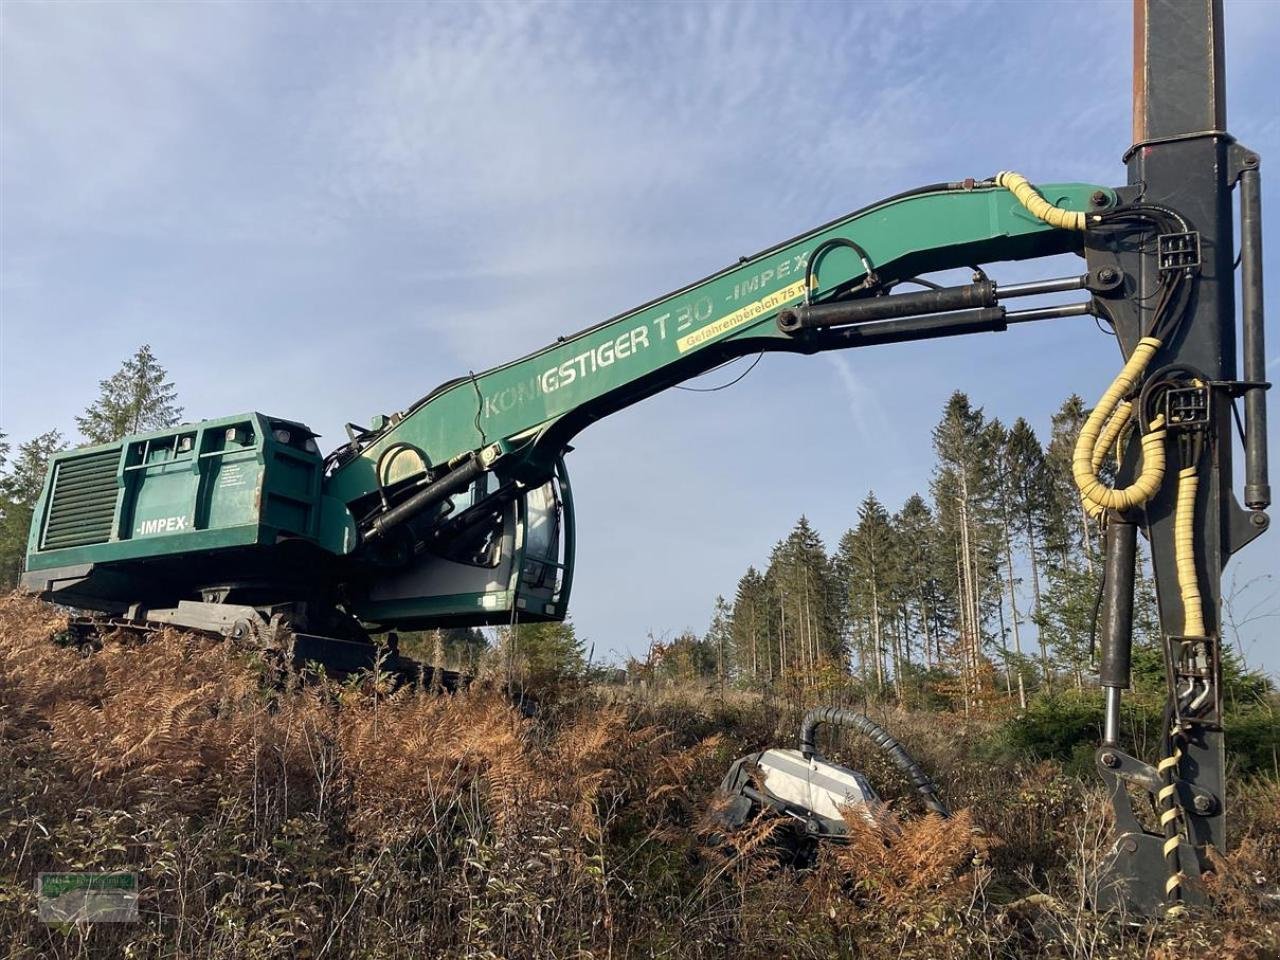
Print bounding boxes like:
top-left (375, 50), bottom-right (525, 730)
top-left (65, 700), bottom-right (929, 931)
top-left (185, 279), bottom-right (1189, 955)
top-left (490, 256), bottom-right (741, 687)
top-left (0, 430), bottom-right (67, 588)
top-left (76, 344), bottom-right (182, 445)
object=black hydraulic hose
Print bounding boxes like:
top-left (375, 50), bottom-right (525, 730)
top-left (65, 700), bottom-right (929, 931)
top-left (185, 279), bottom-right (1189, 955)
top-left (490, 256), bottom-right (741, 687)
top-left (798, 707), bottom-right (950, 817)
top-left (803, 236), bottom-right (878, 303)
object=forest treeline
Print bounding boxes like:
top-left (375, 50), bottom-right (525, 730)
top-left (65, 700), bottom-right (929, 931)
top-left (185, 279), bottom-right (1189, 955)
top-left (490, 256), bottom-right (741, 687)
top-left (631, 390), bottom-right (1194, 710)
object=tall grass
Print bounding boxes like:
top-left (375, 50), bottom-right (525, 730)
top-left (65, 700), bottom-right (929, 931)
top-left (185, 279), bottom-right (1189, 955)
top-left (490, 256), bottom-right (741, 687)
top-left (1, 594), bottom-right (1276, 958)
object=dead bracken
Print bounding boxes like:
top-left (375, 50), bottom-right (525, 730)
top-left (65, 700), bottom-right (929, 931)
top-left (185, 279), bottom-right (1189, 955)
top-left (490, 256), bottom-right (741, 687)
top-left (2, 594), bottom-right (1277, 959)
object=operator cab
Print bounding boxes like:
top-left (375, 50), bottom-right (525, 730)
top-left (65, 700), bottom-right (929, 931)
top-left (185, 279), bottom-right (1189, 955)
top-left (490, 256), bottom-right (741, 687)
top-left (351, 457), bottom-right (575, 630)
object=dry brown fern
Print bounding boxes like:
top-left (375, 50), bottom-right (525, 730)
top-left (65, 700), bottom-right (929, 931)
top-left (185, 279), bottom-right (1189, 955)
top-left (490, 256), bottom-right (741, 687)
top-left (816, 806), bottom-right (994, 916)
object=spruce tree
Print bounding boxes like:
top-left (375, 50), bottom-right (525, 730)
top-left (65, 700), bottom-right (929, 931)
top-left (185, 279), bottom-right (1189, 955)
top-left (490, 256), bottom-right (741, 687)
top-left (705, 595), bottom-right (733, 692)
top-left (765, 517), bottom-right (842, 686)
top-left (930, 392), bottom-right (1002, 704)
top-left (730, 567), bottom-right (771, 683)
top-left (0, 430), bottom-right (67, 588)
top-left (893, 494), bottom-right (946, 672)
top-left (500, 618), bottom-right (586, 687)
top-left (1033, 562), bottom-right (1101, 691)
top-left (76, 344), bottom-right (182, 445)
top-left (1045, 395), bottom-right (1098, 569)
top-left (842, 493), bottom-right (899, 693)
top-left (989, 419), bottom-right (1027, 706)
top-left (1005, 417), bottom-right (1055, 691)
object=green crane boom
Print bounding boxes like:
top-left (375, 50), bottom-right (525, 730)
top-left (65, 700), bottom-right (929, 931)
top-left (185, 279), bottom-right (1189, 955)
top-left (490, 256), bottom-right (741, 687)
top-left (22, 178), bottom-right (1108, 633)
top-left (326, 180), bottom-right (1103, 503)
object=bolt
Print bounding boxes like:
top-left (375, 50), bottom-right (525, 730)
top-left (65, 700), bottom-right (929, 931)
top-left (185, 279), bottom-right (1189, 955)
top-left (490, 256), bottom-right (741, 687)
top-left (1122, 838), bottom-right (1139, 853)
top-left (1244, 154), bottom-right (1259, 168)
top-left (1091, 190), bottom-right (1110, 208)
top-left (1098, 267), bottom-right (1119, 284)
top-left (1193, 795), bottom-right (1214, 815)
top-left (1101, 751), bottom-right (1121, 769)
top-left (1250, 512), bottom-right (1269, 528)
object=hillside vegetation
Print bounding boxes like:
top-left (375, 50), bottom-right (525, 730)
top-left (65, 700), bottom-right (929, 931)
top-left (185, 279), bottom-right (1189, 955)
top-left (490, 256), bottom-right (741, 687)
top-left (2, 595), bottom-right (1277, 959)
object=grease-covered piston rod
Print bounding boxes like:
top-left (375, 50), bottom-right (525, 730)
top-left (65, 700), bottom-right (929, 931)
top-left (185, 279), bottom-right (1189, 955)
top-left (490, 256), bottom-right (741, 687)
top-left (776, 273), bottom-right (1097, 333)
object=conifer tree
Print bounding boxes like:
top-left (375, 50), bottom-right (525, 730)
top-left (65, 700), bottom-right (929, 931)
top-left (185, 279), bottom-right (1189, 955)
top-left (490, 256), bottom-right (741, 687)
top-left (705, 595), bottom-right (733, 692)
top-left (930, 392), bottom-right (1001, 703)
top-left (1045, 395), bottom-right (1098, 569)
top-left (499, 618), bottom-right (586, 687)
top-left (1034, 563), bottom-right (1101, 690)
top-left (1005, 417), bottom-right (1055, 689)
top-left (765, 517), bottom-right (842, 686)
top-left (893, 493), bottom-right (946, 671)
top-left (76, 344), bottom-right (182, 445)
top-left (839, 493), bottom-right (899, 692)
top-left (730, 567), bottom-right (771, 683)
top-left (990, 419), bottom-right (1028, 706)
top-left (0, 430), bottom-right (66, 588)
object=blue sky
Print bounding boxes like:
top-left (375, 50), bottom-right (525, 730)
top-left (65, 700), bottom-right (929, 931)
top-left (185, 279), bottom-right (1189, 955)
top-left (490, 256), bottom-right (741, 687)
top-left (2, 0), bottom-right (1277, 671)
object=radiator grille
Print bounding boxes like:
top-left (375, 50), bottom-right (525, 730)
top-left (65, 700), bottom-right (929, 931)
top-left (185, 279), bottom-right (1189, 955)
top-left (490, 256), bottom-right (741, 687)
top-left (40, 448), bottom-right (121, 550)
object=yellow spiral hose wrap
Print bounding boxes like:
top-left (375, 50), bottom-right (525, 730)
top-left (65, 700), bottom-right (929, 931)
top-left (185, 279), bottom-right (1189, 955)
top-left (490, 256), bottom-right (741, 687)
top-left (1092, 400), bottom-right (1134, 474)
top-left (1157, 744), bottom-right (1187, 915)
top-left (1073, 337), bottom-right (1167, 515)
top-left (1175, 466), bottom-right (1206, 637)
top-left (995, 171), bottom-right (1088, 231)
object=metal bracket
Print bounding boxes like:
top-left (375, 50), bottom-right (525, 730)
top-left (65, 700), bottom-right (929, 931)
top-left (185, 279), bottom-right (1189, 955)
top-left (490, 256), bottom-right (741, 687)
top-left (1097, 748), bottom-right (1162, 835)
top-left (1097, 833), bottom-right (1208, 916)
top-left (1095, 747), bottom-right (1217, 917)
top-left (1226, 493), bottom-right (1269, 554)
top-left (1227, 141), bottom-right (1261, 185)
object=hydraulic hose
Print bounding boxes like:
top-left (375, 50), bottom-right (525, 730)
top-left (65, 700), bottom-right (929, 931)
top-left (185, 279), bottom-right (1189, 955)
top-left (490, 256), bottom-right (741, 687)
top-left (798, 708), bottom-right (950, 817)
top-left (1091, 400), bottom-right (1133, 475)
top-left (1174, 465), bottom-right (1206, 637)
top-left (1073, 337), bottom-right (1168, 517)
top-left (995, 171), bottom-right (1088, 231)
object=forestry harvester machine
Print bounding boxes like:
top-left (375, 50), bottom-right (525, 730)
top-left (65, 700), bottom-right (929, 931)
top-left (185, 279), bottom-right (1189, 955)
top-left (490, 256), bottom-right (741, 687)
top-left (19, 0), bottom-right (1270, 918)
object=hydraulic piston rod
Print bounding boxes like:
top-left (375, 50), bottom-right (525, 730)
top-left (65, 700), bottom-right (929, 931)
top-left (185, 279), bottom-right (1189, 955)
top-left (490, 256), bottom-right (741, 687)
top-left (777, 274), bottom-right (1091, 332)
top-left (1099, 520), bottom-right (1138, 746)
top-left (809, 300), bottom-right (1093, 350)
top-left (1240, 164), bottom-right (1270, 510)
